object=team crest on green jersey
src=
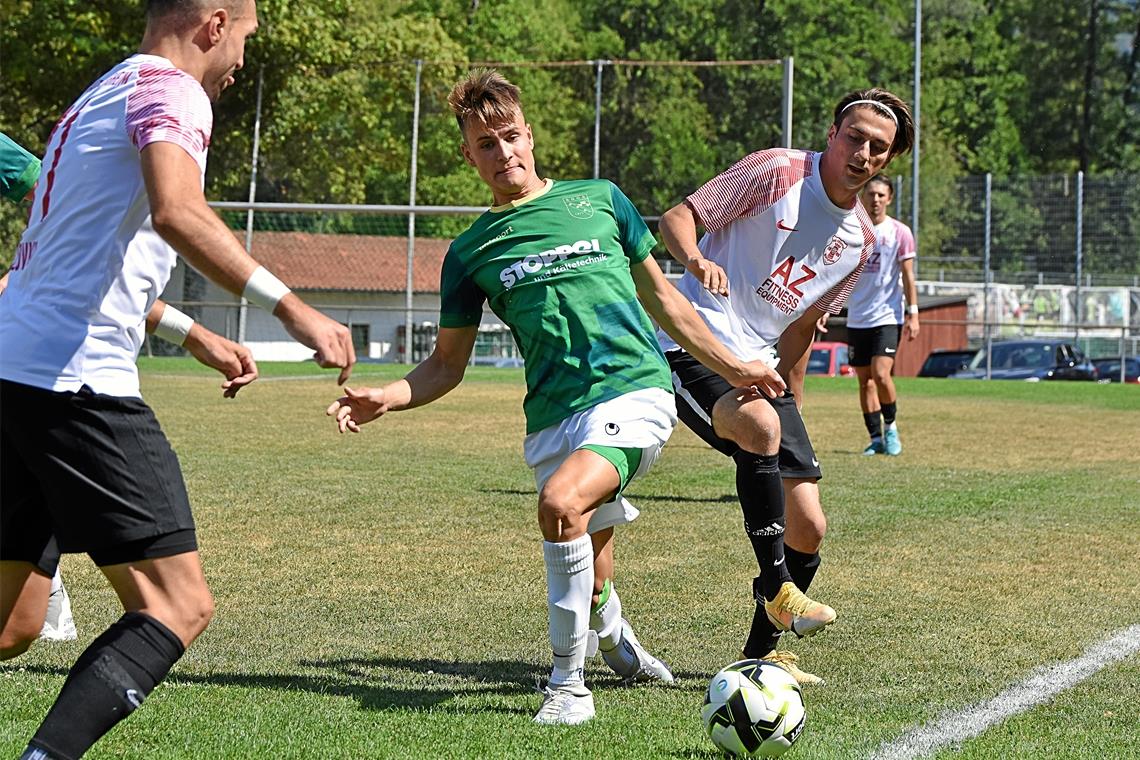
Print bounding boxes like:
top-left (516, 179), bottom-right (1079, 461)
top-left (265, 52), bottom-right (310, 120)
top-left (563, 194), bottom-right (594, 219)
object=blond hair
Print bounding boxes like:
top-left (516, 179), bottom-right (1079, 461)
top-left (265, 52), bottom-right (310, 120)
top-left (447, 69), bottom-right (523, 134)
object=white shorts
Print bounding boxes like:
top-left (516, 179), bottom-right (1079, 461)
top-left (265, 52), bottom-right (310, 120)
top-left (524, 387), bottom-right (677, 534)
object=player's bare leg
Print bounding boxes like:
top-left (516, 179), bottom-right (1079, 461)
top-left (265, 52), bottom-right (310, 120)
top-left (20, 552), bottom-right (213, 759)
top-left (1, 561), bottom-right (52, 659)
top-left (870, 355), bottom-right (902, 455)
top-left (856, 366), bottom-right (885, 455)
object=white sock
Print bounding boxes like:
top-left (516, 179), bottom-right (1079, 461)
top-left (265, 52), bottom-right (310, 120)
top-left (590, 579), bottom-right (624, 651)
top-left (544, 535), bottom-right (593, 686)
top-left (50, 568), bottom-right (63, 594)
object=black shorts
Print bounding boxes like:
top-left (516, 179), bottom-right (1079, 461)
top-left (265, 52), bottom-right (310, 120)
top-left (847, 324), bottom-right (902, 367)
top-left (1, 380), bottom-right (197, 574)
top-left (665, 350), bottom-right (822, 480)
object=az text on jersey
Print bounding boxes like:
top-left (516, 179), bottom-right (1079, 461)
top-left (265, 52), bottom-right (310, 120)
top-left (756, 256), bottom-right (817, 315)
top-left (499, 238), bottom-right (604, 289)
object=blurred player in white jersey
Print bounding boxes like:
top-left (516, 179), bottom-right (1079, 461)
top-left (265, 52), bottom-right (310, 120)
top-left (0, 2), bottom-right (355, 758)
top-left (658, 88), bottom-right (914, 684)
top-left (843, 174), bottom-right (919, 456)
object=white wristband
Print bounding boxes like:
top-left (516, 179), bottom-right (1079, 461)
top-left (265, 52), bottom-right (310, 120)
top-left (243, 265), bottom-right (291, 313)
top-left (153, 304), bottom-right (195, 346)
top-left (907, 304), bottom-right (919, 315)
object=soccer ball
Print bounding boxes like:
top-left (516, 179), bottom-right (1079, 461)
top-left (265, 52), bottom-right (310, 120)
top-left (701, 659), bottom-right (806, 757)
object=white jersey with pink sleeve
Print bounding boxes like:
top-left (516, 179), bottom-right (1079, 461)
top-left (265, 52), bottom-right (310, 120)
top-left (844, 215), bottom-right (916, 328)
top-left (657, 149), bottom-right (874, 363)
top-left (0, 54), bottom-right (212, 398)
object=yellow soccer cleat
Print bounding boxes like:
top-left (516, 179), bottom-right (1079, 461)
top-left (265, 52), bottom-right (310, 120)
top-left (761, 649), bottom-right (824, 686)
top-left (763, 581), bottom-right (836, 638)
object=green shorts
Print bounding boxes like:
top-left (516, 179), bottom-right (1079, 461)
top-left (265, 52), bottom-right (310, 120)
top-left (581, 444), bottom-right (644, 493)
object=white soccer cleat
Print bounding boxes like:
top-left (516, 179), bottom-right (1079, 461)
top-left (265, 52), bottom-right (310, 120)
top-left (600, 618), bottom-right (675, 685)
top-left (533, 682), bottom-right (595, 725)
top-left (39, 582), bottom-right (77, 642)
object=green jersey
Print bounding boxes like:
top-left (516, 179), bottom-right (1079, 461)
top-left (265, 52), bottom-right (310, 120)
top-left (0, 133), bottom-right (40, 203)
top-left (440, 179), bottom-right (672, 434)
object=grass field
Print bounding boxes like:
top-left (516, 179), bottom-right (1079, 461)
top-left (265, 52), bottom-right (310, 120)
top-left (3, 360), bottom-right (1138, 759)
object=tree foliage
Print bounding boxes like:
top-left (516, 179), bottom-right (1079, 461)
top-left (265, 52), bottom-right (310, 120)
top-left (1, 0), bottom-right (1136, 275)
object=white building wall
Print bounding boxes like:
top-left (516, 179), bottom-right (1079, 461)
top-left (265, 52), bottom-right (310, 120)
top-left (160, 271), bottom-right (509, 362)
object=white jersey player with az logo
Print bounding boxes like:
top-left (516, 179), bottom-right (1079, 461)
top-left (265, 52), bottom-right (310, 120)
top-left (843, 174), bottom-right (920, 457)
top-left (658, 88), bottom-right (915, 686)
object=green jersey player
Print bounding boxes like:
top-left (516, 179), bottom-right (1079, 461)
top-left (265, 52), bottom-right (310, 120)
top-left (327, 69), bottom-right (784, 726)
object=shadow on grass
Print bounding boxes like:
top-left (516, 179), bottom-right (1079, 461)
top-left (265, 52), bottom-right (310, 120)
top-left (483, 487), bottom-right (737, 505)
top-left (17, 656), bottom-right (710, 715)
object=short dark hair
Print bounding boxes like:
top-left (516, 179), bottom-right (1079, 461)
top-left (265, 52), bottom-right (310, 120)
top-left (145, 0), bottom-right (244, 27)
top-left (832, 88), bottom-right (914, 158)
top-left (447, 69), bottom-right (523, 135)
top-left (865, 174), bottom-right (893, 195)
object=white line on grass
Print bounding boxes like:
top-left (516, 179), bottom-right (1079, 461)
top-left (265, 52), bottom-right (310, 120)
top-left (869, 624), bottom-right (1140, 760)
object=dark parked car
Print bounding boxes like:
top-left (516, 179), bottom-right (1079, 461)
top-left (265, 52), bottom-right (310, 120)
top-left (1092, 357), bottom-right (1140, 384)
top-left (918, 349), bottom-right (976, 378)
top-left (952, 339), bottom-right (1097, 381)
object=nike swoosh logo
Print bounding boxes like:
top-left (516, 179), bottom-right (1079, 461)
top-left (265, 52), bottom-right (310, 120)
top-left (885, 348), bottom-right (896, 354)
top-left (774, 557), bottom-right (785, 566)
top-left (811, 458), bottom-right (819, 467)
top-left (776, 218), bottom-right (798, 232)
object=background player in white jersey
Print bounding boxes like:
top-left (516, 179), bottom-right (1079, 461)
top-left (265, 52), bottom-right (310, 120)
top-left (0, 3), bottom-right (355, 758)
top-left (844, 174), bottom-right (919, 456)
top-left (327, 70), bottom-right (784, 726)
top-left (658, 88), bottom-right (914, 684)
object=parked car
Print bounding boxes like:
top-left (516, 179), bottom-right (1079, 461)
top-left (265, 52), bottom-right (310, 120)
top-left (807, 341), bottom-right (855, 376)
top-left (1092, 357), bottom-right (1140, 384)
top-left (951, 339), bottom-right (1097, 381)
top-left (918, 348), bottom-right (976, 378)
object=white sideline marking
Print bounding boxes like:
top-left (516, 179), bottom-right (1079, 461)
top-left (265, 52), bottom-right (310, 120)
top-left (869, 624), bottom-right (1140, 760)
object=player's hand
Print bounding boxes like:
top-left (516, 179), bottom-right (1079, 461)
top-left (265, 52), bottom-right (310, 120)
top-left (326, 386), bottom-right (388, 433)
top-left (904, 314), bottom-right (920, 340)
top-left (725, 360), bottom-right (787, 399)
top-left (276, 295), bottom-right (356, 384)
top-left (183, 325), bottom-right (259, 398)
top-left (686, 256), bottom-right (729, 296)
top-left (0, 271), bottom-right (9, 297)
top-left (815, 312), bottom-right (829, 334)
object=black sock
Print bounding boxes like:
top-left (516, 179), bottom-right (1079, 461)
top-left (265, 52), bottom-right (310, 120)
top-left (29, 612), bottom-right (185, 760)
top-left (863, 411), bottom-right (883, 439)
top-left (734, 450), bottom-right (791, 600)
top-left (882, 402), bottom-right (897, 427)
top-left (785, 546), bottom-right (821, 593)
top-left (743, 548), bottom-right (823, 658)
top-left (743, 578), bottom-right (781, 658)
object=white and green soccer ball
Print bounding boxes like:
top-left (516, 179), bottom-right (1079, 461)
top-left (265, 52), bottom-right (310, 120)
top-left (701, 659), bottom-right (806, 757)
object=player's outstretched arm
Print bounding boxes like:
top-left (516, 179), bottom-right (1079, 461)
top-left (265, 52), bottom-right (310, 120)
top-left (141, 142), bottom-right (354, 383)
top-left (327, 326), bottom-right (477, 433)
top-left (632, 257), bottom-right (784, 397)
top-left (145, 300), bottom-right (258, 397)
top-left (659, 202), bottom-right (729, 296)
top-left (776, 307), bottom-right (825, 404)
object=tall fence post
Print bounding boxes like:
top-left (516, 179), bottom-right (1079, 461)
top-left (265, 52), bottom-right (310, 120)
top-left (1074, 170), bottom-right (1084, 346)
top-left (912, 0), bottom-right (921, 267)
top-left (983, 173), bottom-right (992, 380)
top-left (782, 56), bottom-right (794, 148)
top-left (593, 60), bottom-right (606, 179)
top-left (405, 59), bottom-right (423, 364)
top-left (237, 67), bottom-right (264, 344)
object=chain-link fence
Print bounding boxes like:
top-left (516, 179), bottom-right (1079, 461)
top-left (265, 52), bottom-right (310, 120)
top-left (902, 173), bottom-right (1140, 288)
